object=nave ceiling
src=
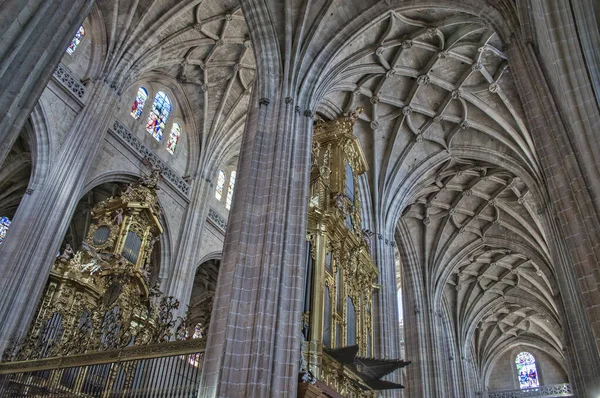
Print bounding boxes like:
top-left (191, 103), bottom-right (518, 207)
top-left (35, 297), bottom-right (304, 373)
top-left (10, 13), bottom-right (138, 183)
top-left (315, 7), bottom-right (564, 374)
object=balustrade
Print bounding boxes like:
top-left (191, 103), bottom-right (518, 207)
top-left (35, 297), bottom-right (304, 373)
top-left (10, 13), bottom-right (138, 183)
top-left (0, 339), bottom-right (204, 397)
top-left (487, 384), bottom-right (573, 398)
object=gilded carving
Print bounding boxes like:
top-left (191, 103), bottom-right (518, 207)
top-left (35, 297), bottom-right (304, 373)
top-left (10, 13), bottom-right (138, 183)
top-left (2, 173), bottom-right (199, 365)
top-left (304, 110), bottom-right (380, 395)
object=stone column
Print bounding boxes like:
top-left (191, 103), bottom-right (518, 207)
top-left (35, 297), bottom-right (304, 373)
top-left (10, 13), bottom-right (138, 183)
top-left (0, 0), bottom-right (95, 166)
top-left (0, 81), bottom-right (119, 351)
top-left (371, 233), bottom-right (400, 359)
top-left (507, 39), bottom-right (600, 396)
top-left (371, 235), bottom-right (403, 397)
top-left (199, 88), bottom-right (313, 397)
top-left (166, 175), bottom-right (212, 304)
top-left (396, 223), bottom-right (448, 398)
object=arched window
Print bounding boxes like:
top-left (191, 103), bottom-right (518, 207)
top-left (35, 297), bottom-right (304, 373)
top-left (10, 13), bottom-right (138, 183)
top-left (0, 216), bottom-right (11, 244)
top-left (166, 123), bottom-right (181, 154)
top-left (145, 91), bottom-right (171, 141)
top-left (225, 171), bottom-right (236, 210)
top-left (215, 170), bottom-right (225, 201)
top-left (515, 352), bottom-right (540, 389)
top-left (66, 26), bottom-right (85, 55)
top-left (130, 87), bottom-right (148, 120)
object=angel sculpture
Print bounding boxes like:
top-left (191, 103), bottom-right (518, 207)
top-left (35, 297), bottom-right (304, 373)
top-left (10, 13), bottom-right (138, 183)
top-left (141, 168), bottom-right (162, 187)
top-left (112, 208), bottom-right (124, 225)
top-left (58, 244), bottom-right (74, 261)
top-left (121, 184), bottom-right (134, 196)
top-left (80, 241), bottom-right (111, 274)
top-left (149, 235), bottom-right (160, 249)
top-left (140, 266), bottom-right (151, 283)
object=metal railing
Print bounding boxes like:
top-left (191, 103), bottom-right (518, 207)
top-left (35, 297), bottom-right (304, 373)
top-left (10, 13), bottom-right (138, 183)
top-left (0, 339), bottom-right (205, 397)
top-left (488, 383), bottom-right (573, 398)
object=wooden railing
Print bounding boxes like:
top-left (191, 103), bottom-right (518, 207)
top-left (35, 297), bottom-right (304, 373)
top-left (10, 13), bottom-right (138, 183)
top-left (0, 339), bottom-right (205, 397)
top-left (487, 384), bottom-right (573, 398)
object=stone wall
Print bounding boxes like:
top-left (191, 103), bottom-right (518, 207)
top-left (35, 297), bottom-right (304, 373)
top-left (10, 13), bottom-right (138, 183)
top-left (487, 347), bottom-right (568, 392)
top-left (116, 83), bottom-right (190, 177)
top-left (60, 20), bottom-right (92, 79)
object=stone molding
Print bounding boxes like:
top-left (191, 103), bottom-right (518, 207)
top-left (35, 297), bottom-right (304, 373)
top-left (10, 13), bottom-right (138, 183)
top-left (109, 120), bottom-right (191, 197)
top-left (207, 207), bottom-right (227, 233)
top-left (52, 63), bottom-right (85, 100)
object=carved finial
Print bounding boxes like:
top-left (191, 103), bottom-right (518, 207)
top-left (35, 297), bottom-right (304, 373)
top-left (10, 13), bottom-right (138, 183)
top-left (349, 107), bottom-right (363, 122)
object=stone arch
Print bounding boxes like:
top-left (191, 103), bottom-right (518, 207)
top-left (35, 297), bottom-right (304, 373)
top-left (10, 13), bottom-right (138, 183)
top-left (27, 101), bottom-right (52, 189)
top-left (80, 3), bottom-right (108, 82)
top-left (188, 257), bottom-right (222, 334)
top-left (0, 101), bottom-right (51, 221)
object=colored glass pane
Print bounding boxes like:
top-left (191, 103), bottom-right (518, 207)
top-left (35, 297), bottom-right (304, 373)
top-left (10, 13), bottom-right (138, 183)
top-left (166, 123), bottom-right (181, 154)
top-left (145, 91), bottom-right (171, 141)
top-left (130, 87), bottom-right (148, 120)
top-left (66, 26), bottom-right (85, 55)
top-left (515, 352), bottom-right (539, 389)
top-left (215, 170), bottom-right (225, 201)
top-left (0, 216), bottom-right (11, 244)
top-left (225, 171), bottom-right (236, 210)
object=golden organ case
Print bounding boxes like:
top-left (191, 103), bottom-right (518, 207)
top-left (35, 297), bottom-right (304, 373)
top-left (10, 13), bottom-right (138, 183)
top-left (300, 111), bottom-right (409, 397)
top-left (4, 172), bottom-right (189, 362)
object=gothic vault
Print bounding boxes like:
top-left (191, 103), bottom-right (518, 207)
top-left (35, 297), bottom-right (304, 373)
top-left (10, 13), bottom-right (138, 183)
top-left (0, 0), bottom-right (599, 397)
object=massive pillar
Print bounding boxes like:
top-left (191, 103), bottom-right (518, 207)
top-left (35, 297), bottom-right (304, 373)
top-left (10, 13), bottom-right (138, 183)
top-left (395, 222), bottom-right (452, 398)
top-left (507, 36), bottom-right (600, 397)
top-left (0, 0), bottom-right (94, 166)
top-left (0, 82), bottom-right (119, 351)
top-left (198, 86), bottom-right (314, 396)
top-left (197, 0), bottom-right (326, 394)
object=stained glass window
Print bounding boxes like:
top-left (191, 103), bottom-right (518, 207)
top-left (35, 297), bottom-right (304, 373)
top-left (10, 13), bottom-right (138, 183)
top-left (515, 352), bottom-right (539, 389)
top-left (0, 216), bottom-right (10, 244)
top-left (215, 170), bottom-right (225, 201)
top-left (66, 26), bottom-right (85, 55)
top-left (166, 123), bottom-right (181, 154)
top-left (225, 171), bottom-right (236, 210)
top-left (145, 91), bottom-right (171, 141)
top-left (130, 87), bottom-right (148, 120)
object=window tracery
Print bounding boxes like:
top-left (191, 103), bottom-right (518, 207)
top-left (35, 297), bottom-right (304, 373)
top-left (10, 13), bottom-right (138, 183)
top-left (166, 123), bottom-right (181, 154)
top-left (145, 91), bottom-right (171, 141)
top-left (515, 352), bottom-right (539, 389)
top-left (215, 170), bottom-right (225, 201)
top-left (225, 171), bottom-right (236, 210)
top-left (130, 87), bottom-right (148, 120)
top-left (0, 216), bottom-right (11, 244)
top-left (66, 26), bottom-right (85, 55)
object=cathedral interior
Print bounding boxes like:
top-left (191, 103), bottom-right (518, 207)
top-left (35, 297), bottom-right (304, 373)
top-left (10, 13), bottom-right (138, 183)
top-left (0, 0), bottom-right (599, 397)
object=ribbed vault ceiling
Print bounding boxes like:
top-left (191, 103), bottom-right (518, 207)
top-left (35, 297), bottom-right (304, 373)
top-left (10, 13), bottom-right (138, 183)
top-left (7, 0), bottom-right (563, 380)
top-left (94, 0), bottom-right (255, 171)
top-left (316, 8), bottom-right (564, 373)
